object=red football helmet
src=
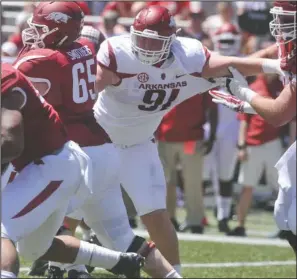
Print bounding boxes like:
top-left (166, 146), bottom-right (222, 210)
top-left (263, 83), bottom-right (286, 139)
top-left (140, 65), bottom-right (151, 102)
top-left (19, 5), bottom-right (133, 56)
top-left (270, 1), bottom-right (296, 71)
top-left (22, 1), bottom-right (84, 49)
top-left (130, 5), bottom-right (177, 65)
top-left (212, 23), bottom-right (242, 56)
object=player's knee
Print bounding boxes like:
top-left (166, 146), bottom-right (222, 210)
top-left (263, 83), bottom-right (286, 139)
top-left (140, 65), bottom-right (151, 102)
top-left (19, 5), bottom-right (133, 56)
top-left (219, 180), bottom-right (233, 197)
top-left (85, 217), bottom-right (135, 252)
top-left (287, 201), bottom-right (296, 235)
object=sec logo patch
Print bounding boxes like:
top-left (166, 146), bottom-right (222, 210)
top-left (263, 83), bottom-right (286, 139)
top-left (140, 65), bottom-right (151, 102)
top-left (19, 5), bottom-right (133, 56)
top-left (137, 72), bottom-right (149, 83)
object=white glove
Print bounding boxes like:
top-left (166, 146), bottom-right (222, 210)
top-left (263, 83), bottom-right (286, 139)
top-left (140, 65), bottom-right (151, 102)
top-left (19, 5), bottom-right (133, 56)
top-left (209, 89), bottom-right (257, 114)
top-left (226, 67), bottom-right (257, 103)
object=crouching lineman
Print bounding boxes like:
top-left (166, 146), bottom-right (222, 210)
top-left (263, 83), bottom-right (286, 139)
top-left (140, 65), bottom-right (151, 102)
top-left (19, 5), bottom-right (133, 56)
top-left (1, 64), bottom-right (144, 279)
top-left (210, 0), bottom-right (296, 255)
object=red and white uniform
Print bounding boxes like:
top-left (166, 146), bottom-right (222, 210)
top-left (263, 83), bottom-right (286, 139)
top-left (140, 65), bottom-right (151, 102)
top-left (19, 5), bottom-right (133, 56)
top-left (14, 38), bottom-right (135, 251)
top-left (95, 35), bottom-right (214, 215)
top-left (1, 64), bottom-right (91, 261)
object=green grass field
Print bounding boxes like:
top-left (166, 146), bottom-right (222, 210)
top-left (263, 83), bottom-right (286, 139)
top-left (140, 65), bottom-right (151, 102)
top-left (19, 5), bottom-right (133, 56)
top-left (19, 209), bottom-right (296, 278)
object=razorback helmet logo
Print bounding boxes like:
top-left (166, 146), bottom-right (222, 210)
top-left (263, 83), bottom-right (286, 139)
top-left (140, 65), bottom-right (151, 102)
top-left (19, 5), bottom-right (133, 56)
top-left (45, 12), bottom-right (72, 24)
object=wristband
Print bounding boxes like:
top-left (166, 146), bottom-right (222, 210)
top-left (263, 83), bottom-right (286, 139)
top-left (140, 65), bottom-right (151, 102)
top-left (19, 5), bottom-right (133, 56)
top-left (262, 59), bottom-right (280, 75)
top-left (241, 87), bottom-right (257, 103)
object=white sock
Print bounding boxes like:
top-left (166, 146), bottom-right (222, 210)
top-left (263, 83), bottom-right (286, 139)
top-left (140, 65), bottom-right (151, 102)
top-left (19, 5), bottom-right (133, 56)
top-left (173, 264), bottom-right (181, 274)
top-left (64, 264), bottom-right (88, 273)
top-left (216, 196), bottom-right (232, 220)
top-left (73, 240), bottom-right (121, 269)
top-left (1, 270), bottom-right (17, 278)
top-left (165, 269), bottom-right (182, 278)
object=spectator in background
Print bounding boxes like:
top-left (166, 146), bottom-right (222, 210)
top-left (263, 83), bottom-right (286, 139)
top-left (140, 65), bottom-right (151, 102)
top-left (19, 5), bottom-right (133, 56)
top-left (131, 1), bottom-right (190, 19)
top-left (156, 94), bottom-right (218, 234)
top-left (203, 23), bottom-right (242, 233)
top-left (228, 74), bottom-right (284, 237)
top-left (99, 10), bottom-right (128, 38)
top-left (236, 1), bottom-right (273, 55)
top-left (203, 2), bottom-right (236, 36)
top-left (179, 4), bottom-right (212, 49)
top-left (102, 1), bottom-right (134, 17)
top-left (1, 11), bottom-right (31, 57)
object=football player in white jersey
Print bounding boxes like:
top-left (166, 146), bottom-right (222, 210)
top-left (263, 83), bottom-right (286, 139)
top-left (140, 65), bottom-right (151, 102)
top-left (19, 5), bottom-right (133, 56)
top-left (204, 22), bottom-right (242, 234)
top-left (210, 1), bottom-right (296, 254)
top-left (93, 5), bottom-right (288, 269)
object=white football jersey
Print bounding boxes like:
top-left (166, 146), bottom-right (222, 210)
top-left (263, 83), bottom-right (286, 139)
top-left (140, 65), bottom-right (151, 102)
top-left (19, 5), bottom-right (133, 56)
top-left (94, 35), bottom-right (217, 146)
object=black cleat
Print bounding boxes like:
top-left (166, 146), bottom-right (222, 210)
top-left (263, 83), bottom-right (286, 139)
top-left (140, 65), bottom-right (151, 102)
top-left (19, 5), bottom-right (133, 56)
top-left (85, 233), bottom-right (102, 274)
top-left (227, 226), bottom-right (246, 237)
top-left (218, 218), bottom-right (230, 233)
top-left (109, 253), bottom-right (144, 278)
top-left (27, 259), bottom-right (48, 276)
top-left (68, 269), bottom-right (92, 279)
top-left (47, 266), bottom-right (65, 279)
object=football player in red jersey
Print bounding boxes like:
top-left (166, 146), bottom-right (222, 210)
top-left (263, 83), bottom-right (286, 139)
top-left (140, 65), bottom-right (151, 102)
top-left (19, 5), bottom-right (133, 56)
top-left (15, 2), bottom-right (181, 278)
top-left (1, 64), bottom-right (145, 279)
top-left (210, 1), bottom-right (296, 254)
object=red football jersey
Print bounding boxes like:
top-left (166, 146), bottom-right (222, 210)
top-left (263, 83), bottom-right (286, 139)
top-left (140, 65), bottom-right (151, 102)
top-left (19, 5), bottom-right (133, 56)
top-left (1, 64), bottom-right (68, 171)
top-left (14, 38), bottom-right (110, 147)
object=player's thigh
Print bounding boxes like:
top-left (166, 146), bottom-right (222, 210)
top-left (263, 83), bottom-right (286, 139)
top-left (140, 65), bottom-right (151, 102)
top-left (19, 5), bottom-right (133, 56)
top-left (119, 140), bottom-right (167, 216)
top-left (82, 144), bottom-right (121, 196)
top-left (157, 141), bottom-right (178, 185)
top-left (81, 171), bottom-right (134, 252)
top-left (238, 145), bottom-right (263, 187)
top-left (218, 138), bottom-right (237, 181)
top-left (265, 139), bottom-right (284, 189)
top-left (17, 203), bottom-right (68, 261)
top-left (1, 149), bottom-right (81, 243)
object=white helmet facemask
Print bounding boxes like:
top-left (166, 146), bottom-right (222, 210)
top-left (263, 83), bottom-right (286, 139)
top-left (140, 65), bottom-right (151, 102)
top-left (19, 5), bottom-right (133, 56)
top-left (130, 26), bottom-right (176, 65)
top-left (270, 6), bottom-right (296, 44)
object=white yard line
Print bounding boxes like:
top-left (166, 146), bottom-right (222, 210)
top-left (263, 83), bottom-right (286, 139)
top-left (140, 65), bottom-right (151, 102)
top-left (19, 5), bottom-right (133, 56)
top-left (132, 229), bottom-right (290, 247)
top-left (182, 260), bottom-right (296, 268)
top-left (20, 260), bottom-right (296, 273)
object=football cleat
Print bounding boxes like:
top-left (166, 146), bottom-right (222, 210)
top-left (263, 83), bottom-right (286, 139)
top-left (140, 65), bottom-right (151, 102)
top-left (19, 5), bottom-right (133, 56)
top-left (67, 269), bottom-right (92, 279)
top-left (27, 259), bottom-right (48, 276)
top-left (47, 266), bottom-right (65, 279)
top-left (109, 253), bottom-right (145, 278)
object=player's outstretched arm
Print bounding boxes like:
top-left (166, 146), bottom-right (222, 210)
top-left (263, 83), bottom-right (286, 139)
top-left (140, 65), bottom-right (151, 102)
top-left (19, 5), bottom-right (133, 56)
top-left (1, 93), bottom-right (25, 164)
top-left (248, 44), bottom-right (278, 59)
top-left (249, 82), bottom-right (296, 127)
top-left (201, 52), bottom-right (283, 79)
top-left (224, 67), bottom-right (296, 127)
top-left (95, 64), bottom-right (120, 93)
